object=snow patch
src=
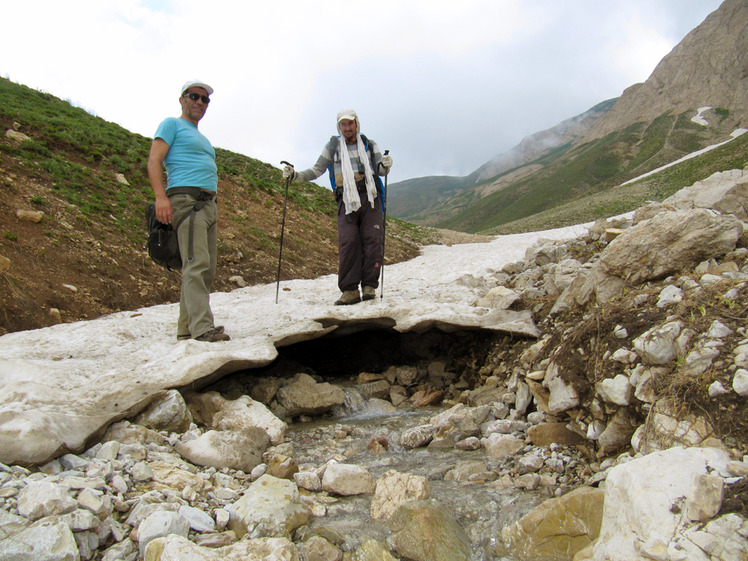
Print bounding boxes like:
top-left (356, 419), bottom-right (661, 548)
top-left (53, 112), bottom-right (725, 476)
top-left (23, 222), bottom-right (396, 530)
top-left (621, 128), bottom-right (747, 186)
top-left (691, 106), bottom-right (712, 126)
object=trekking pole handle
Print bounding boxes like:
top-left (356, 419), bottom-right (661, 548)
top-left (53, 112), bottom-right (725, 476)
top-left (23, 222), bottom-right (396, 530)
top-left (281, 160), bottom-right (294, 167)
top-left (381, 150), bottom-right (390, 176)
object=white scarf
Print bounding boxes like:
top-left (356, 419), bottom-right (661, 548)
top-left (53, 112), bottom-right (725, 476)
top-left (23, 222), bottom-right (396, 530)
top-left (340, 134), bottom-right (377, 215)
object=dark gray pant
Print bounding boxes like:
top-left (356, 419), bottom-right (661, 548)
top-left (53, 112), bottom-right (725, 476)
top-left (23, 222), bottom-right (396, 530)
top-left (336, 184), bottom-right (383, 293)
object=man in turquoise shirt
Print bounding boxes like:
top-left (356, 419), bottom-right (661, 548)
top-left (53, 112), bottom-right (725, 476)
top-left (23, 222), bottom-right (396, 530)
top-left (147, 79), bottom-right (229, 342)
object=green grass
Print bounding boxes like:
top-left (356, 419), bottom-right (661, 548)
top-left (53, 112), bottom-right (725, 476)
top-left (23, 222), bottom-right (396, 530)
top-left (0, 77), bottom-right (336, 245)
top-left (486, 129), bottom-right (748, 234)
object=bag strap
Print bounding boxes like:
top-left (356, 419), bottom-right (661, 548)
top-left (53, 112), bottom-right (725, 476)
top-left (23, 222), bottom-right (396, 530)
top-left (173, 199), bottom-right (210, 264)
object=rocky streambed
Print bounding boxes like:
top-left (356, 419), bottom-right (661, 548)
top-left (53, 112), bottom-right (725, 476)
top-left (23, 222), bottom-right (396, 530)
top-left (0, 328), bottom-right (604, 561)
top-left (1, 323), bottom-right (744, 561)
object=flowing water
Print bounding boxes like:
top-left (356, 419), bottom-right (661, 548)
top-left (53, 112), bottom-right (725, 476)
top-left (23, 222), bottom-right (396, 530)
top-left (284, 391), bottom-right (550, 560)
top-left (210, 328), bottom-right (577, 560)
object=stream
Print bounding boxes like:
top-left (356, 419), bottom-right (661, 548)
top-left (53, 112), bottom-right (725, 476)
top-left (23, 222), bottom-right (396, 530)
top-left (205, 328), bottom-right (588, 560)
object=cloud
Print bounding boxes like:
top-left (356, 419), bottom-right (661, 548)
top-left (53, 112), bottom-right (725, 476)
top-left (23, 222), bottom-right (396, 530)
top-left (2, 0), bottom-right (722, 181)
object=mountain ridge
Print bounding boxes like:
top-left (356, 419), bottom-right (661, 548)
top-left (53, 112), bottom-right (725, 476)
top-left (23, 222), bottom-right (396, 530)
top-left (387, 0), bottom-right (747, 233)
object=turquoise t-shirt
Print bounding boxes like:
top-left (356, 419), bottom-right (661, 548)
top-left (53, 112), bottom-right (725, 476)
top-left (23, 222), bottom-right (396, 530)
top-left (154, 117), bottom-right (218, 192)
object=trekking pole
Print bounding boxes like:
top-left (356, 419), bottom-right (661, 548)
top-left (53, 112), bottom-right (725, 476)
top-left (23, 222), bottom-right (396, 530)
top-left (276, 161), bottom-right (293, 304)
top-left (380, 150), bottom-right (389, 300)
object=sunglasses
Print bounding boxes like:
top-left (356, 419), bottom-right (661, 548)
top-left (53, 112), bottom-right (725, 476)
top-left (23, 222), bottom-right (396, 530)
top-left (183, 92), bottom-right (211, 104)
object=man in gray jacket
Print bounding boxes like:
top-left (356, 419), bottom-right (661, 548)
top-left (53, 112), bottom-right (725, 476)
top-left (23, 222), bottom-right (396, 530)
top-left (283, 109), bottom-right (392, 305)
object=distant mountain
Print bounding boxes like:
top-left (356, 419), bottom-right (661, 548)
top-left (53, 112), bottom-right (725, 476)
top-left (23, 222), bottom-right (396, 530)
top-left (388, 0), bottom-right (748, 233)
top-left (473, 98), bottom-right (617, 185)
top-left (387, 99), bottom-right (616, 223)
top-left (583, 0), bottom-right (748, 142)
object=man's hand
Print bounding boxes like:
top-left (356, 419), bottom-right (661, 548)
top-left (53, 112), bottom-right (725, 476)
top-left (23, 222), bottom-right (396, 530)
top-left (154, 195), bottom-right (174, 225)
top-left (282, 164), bottom-right (296, 181)
top-left (381, 154), bottom-right (393, 172)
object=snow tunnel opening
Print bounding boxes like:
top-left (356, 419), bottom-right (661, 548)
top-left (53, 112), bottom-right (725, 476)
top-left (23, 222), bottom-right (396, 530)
top-left (221, 327), bottom-right (502, 387)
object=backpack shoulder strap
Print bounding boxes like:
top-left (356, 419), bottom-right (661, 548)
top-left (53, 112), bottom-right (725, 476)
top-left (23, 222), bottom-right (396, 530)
top-left (327, 135), bottom-right (340, 190)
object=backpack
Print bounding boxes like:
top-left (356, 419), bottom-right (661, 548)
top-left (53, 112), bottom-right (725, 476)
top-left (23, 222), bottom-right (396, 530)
top-left (327, 134), bottom-right (384, 209)
top-left (145, 202), bottom-right (181, 271)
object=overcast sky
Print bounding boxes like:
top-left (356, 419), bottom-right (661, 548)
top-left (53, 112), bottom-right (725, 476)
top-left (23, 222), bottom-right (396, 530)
top-left (2, 0), bottom-right (722, 182)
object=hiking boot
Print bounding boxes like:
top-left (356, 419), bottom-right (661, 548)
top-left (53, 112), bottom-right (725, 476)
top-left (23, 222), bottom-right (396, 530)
top-left (177, 325), bottom-right (224, 341)
top-left (334, 290), bottom-right (361, 306)
top-left (361, 285), bottom-right (377, 301)
top-left (195, 327), bottom-right (230, 342)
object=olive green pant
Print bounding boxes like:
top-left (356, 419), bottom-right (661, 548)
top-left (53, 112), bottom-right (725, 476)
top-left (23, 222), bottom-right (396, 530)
top-left (170, 192), bottom-right (217, 339)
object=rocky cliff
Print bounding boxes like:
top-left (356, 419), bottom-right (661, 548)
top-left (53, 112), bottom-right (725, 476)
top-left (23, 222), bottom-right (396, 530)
top-left (583, 0), bottom-right (748, 142)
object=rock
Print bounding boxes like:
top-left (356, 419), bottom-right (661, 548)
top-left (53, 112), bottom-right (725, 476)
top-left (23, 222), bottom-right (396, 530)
top-left (229, 275), bottom-right (247, 287)
top-left (481, 433), bottom-right (524, 460)
top-left (299, 535), bottom-right (342, 561)
top-left (634, 398), bottom-right (717, 454)
top-left (400, 425), bottom-right (437, 449)
top-left (502, 486), bottom-right (604, 561)
top-left (527, 422), bottom-right (586, 446)
top-left (599, 208), bottom-right (742, 285)
top-left (482, 419), bottom-right (530, 436)
top-left (591, 447), bottom-right (734, 561)
top-left (597, 374), bottom-right (633, 406)
top-left (355, 537), bottom-right (398, 561)
top-left (143, 535), bottom-right (299, 561)
top-left (0, 518), bottom-right (80, 560)
top-left (546, 375), bottom-right (579, 414)
top-left (5, 129), bottom-right (31, 142)
top-left (370, 470), bottom-right (431, 520)
top-left (633, 321), bottom-right (683, 365)
top-left (387, 499), bottom-right (473, 561)
top-left (275, 373), bottom-right (346, 417)
top-left (293, 470), bottom-right (321, 492)
top-left (682, 343), bottom-right (721, 376)
top-left (321, 462), bottom-right (375, 496)
top-left (267, 454), bottom-right (298, 479)
top-left (687, 473), bottom-right (724, 522)
top-left (656, 284), bottom-right (683, 307)
top-left (733, 369), bottom-right (748, 396)
top-left (15, 209), bottom-right (44, 222)
top-left (17, 480), bottom-right (77, 520)
top-left (137, 509), bottom-right (190, 557)
top-left (475, 286), bottom-right (520, 309)
top-left (179, 505), bottom-right (216, 532)
top-left (597, 409), bottom-right (637, 455)
top-left (228, 474), bottom-right (312, 539)
top-left (662, 168), bottom-right (748, 221)
top-left (175, 428), bottom-right (269, 472)
top-left (134, 389), bottom-right (192, 432)
top-left (186, 392), bottom-right (286, 445)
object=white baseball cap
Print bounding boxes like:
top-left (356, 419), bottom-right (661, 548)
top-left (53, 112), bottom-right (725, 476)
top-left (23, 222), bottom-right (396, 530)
top-left (181, 80), bottom-right (214, 96)
top-left (337, 109), bottom-right (358, 123)
top-left (337, 109), bottom-right (360, 134)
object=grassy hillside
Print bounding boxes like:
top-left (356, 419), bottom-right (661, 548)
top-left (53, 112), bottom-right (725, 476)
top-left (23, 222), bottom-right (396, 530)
top-left (489, 130), bottom-right (748, 234)
top-left (384, 174), bottom-right (472, 219)
top-left (0, 78), bottom-right (431, 334)
top-left (434, 109), bottom-right (745, 233)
